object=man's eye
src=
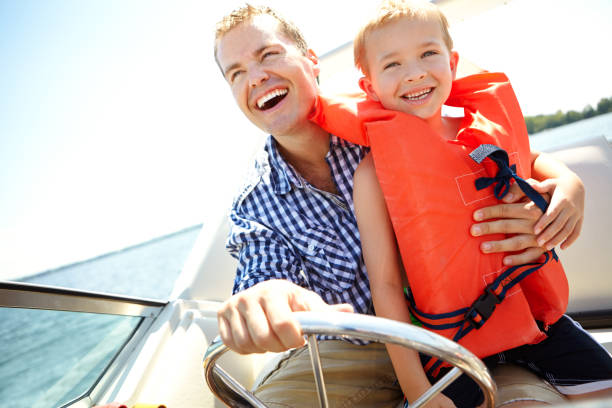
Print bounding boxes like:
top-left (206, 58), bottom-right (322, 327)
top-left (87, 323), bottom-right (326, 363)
top-left (262, 51), bottom-right (278, 60)
top-left (230, 70), bottom-right (243, 82)
top-left (383, 62), bottom-right (399, 70)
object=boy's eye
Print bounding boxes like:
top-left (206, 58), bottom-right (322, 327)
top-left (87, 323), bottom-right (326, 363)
top-left (383, 62), bottom-right (399, 70)
top-left (422, 50), bottom-right (439, 58)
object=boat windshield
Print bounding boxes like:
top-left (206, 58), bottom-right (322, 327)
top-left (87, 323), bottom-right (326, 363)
top-left (0, 283), bottom-right (164, 408)
top-left (0, 307), bottom-right (140, 408)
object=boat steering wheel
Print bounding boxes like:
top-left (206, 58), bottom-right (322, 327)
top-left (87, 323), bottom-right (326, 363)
top-left (203, 311), bottom-right (496, 408)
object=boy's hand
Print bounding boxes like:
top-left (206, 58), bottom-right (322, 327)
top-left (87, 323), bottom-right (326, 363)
top-left (530, 175), bottom-right (585, 250)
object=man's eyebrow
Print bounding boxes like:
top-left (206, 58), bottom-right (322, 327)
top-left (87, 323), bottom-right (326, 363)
top-left (223, 62), bottom-right (241, 78)
top-left (222, 45), bottom-right (274, 78)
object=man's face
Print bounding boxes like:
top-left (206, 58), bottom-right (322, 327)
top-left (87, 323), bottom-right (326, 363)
top-left (216, 15), bottom-right (320, 137)
top-left (360, 17), bottom-right (457, 121)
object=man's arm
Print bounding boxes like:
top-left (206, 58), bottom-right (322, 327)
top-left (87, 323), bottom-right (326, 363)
top-left (220, 211), bottom-right (352, 354)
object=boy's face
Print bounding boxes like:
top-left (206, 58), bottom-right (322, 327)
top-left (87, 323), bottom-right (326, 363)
top-left (216, 15), bottom-right (320, 137)
top-left (360, 17), bottom-right (458, 121)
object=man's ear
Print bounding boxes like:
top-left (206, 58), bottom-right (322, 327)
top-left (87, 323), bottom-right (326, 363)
top-left (307, 49), bottom-right (320, 78)
top-left (358, 77), bottom-right (380, 102)
top-left (450, 51), bottom-right (459, 80)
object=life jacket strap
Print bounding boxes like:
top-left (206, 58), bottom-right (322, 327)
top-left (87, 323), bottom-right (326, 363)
top-left (464, 286), bottom-right (502, 329)
top-left (469, 144), bottom-right (550, 214)
top-left (406, 250), bottom-right (553, 333)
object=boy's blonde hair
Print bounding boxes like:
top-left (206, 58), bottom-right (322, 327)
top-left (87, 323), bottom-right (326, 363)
top-left (214, 4), bottom-right (308, 65)
top-left (354, 0), bottom-right (453, 76)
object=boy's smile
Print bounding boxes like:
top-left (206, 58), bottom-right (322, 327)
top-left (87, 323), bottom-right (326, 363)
top-left (400, 86), bottom-right (435, 106)
top-left (359, 17), bottom-right (458, 126)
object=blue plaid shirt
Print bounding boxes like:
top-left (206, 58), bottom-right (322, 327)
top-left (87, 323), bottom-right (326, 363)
top-left (226, 135), bottom-right (373, 317)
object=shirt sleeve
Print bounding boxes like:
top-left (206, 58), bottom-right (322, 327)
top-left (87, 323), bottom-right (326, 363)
top-left (309, 93), bottom-right (395, 147)
top-left (226, 207), bottom-right (307, 295)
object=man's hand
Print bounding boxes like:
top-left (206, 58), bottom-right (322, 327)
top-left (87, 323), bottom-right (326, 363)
top-left (470, 181), bottom-right (549, 266)
top-left (217, 279), bottom-right (353, 354)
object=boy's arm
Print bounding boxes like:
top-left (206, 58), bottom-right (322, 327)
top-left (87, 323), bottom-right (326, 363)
top-left (353, 154), bottom-right (455, 408)
top-left (310, 93), bottom-right (394, 146)
top-left (530, 151), bottom-right (585, 250)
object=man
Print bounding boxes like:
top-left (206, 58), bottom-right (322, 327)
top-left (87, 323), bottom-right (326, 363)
top-left (214, 5), bottom-right (575, 407)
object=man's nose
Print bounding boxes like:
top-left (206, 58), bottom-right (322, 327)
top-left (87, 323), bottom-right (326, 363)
top-left (248, 66), bottom-right (269, 88)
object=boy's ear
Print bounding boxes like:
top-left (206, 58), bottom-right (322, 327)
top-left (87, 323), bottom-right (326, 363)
top-left (307, 49), bottom-right (320, 77)
top-left (358, 77), bottom-right (380, 102)
top-left (450, 51), bottom-right (459, 80)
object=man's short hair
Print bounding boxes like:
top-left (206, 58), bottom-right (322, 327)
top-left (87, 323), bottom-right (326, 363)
top-left (214, 3), bottom-right (309, 65)
top-left (354, 0), bottom-right (453, 76)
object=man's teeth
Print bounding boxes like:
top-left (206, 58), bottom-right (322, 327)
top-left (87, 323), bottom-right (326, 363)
top-left (403, 88), bottom-right (432, 100)
top-left (257, 89), bottom-right (288, 109)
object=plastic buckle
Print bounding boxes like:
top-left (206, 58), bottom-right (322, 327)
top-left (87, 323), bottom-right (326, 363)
top-left (465, 287), bottom-right (502, 329)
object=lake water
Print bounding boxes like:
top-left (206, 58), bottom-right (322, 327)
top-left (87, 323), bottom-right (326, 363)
top-left (529, 112), bottom-right (612, 150)
top-left (1, 113), bottom-right (611, 408)
top-left (0, 225), bottom-right (202, 408)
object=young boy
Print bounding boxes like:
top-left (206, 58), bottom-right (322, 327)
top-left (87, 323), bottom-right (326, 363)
top-left (310, 0), bottom-right (612, 407)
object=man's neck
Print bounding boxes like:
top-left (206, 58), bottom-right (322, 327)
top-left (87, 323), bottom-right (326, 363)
top-left (273, 124), bottom-right (338, 194)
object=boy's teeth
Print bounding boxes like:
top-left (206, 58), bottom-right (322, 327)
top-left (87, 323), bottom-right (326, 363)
top-left (404, 88), bottom-right (432, 100)
top-left (257, 89), bottom-right (288, 108)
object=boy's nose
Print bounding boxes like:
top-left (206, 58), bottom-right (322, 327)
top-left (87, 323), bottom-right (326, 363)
top-left (403, 66), bottom-right (426, 82)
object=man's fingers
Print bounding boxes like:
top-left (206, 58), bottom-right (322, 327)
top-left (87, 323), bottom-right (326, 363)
top-left (473, 201), bottom-right (542, 222)
top-left (502, 247), bottom-right (547, 266)
top-left (471, 218), bottom-right (535, 237)
top-left (263, 294), bottom-right (306, 351)
top-left (479, 233), bottom-right (538, 254)
top-left (330, 303), bottom-right (354, 313)
top-left (242, 297), bottom-right (290, 353)
top-left (218, 303), bottom-right (260, 354)
top-left (218, 314), bottom-right (234, 348)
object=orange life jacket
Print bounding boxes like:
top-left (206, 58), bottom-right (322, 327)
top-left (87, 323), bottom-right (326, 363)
top-left (310, 72), bottom-right (568, 370)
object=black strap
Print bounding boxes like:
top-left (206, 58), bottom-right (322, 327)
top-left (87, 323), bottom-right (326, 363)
top-left (469, 144), bottom-right (549, 213)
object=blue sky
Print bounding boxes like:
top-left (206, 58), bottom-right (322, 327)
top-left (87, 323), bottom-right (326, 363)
top-left (1, 0), bottom-right (611, 279)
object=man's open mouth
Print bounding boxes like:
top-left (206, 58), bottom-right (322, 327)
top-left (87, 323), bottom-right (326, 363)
top-left (256, 88), bottom-right (288, 110)
top-left (401, 87), bottom-right (433, 101)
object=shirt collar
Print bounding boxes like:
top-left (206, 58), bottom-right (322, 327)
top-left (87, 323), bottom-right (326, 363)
top-left (264, 134), bottom-right (349, 195)
top-left (265, 136), bottom-right (302, 195)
